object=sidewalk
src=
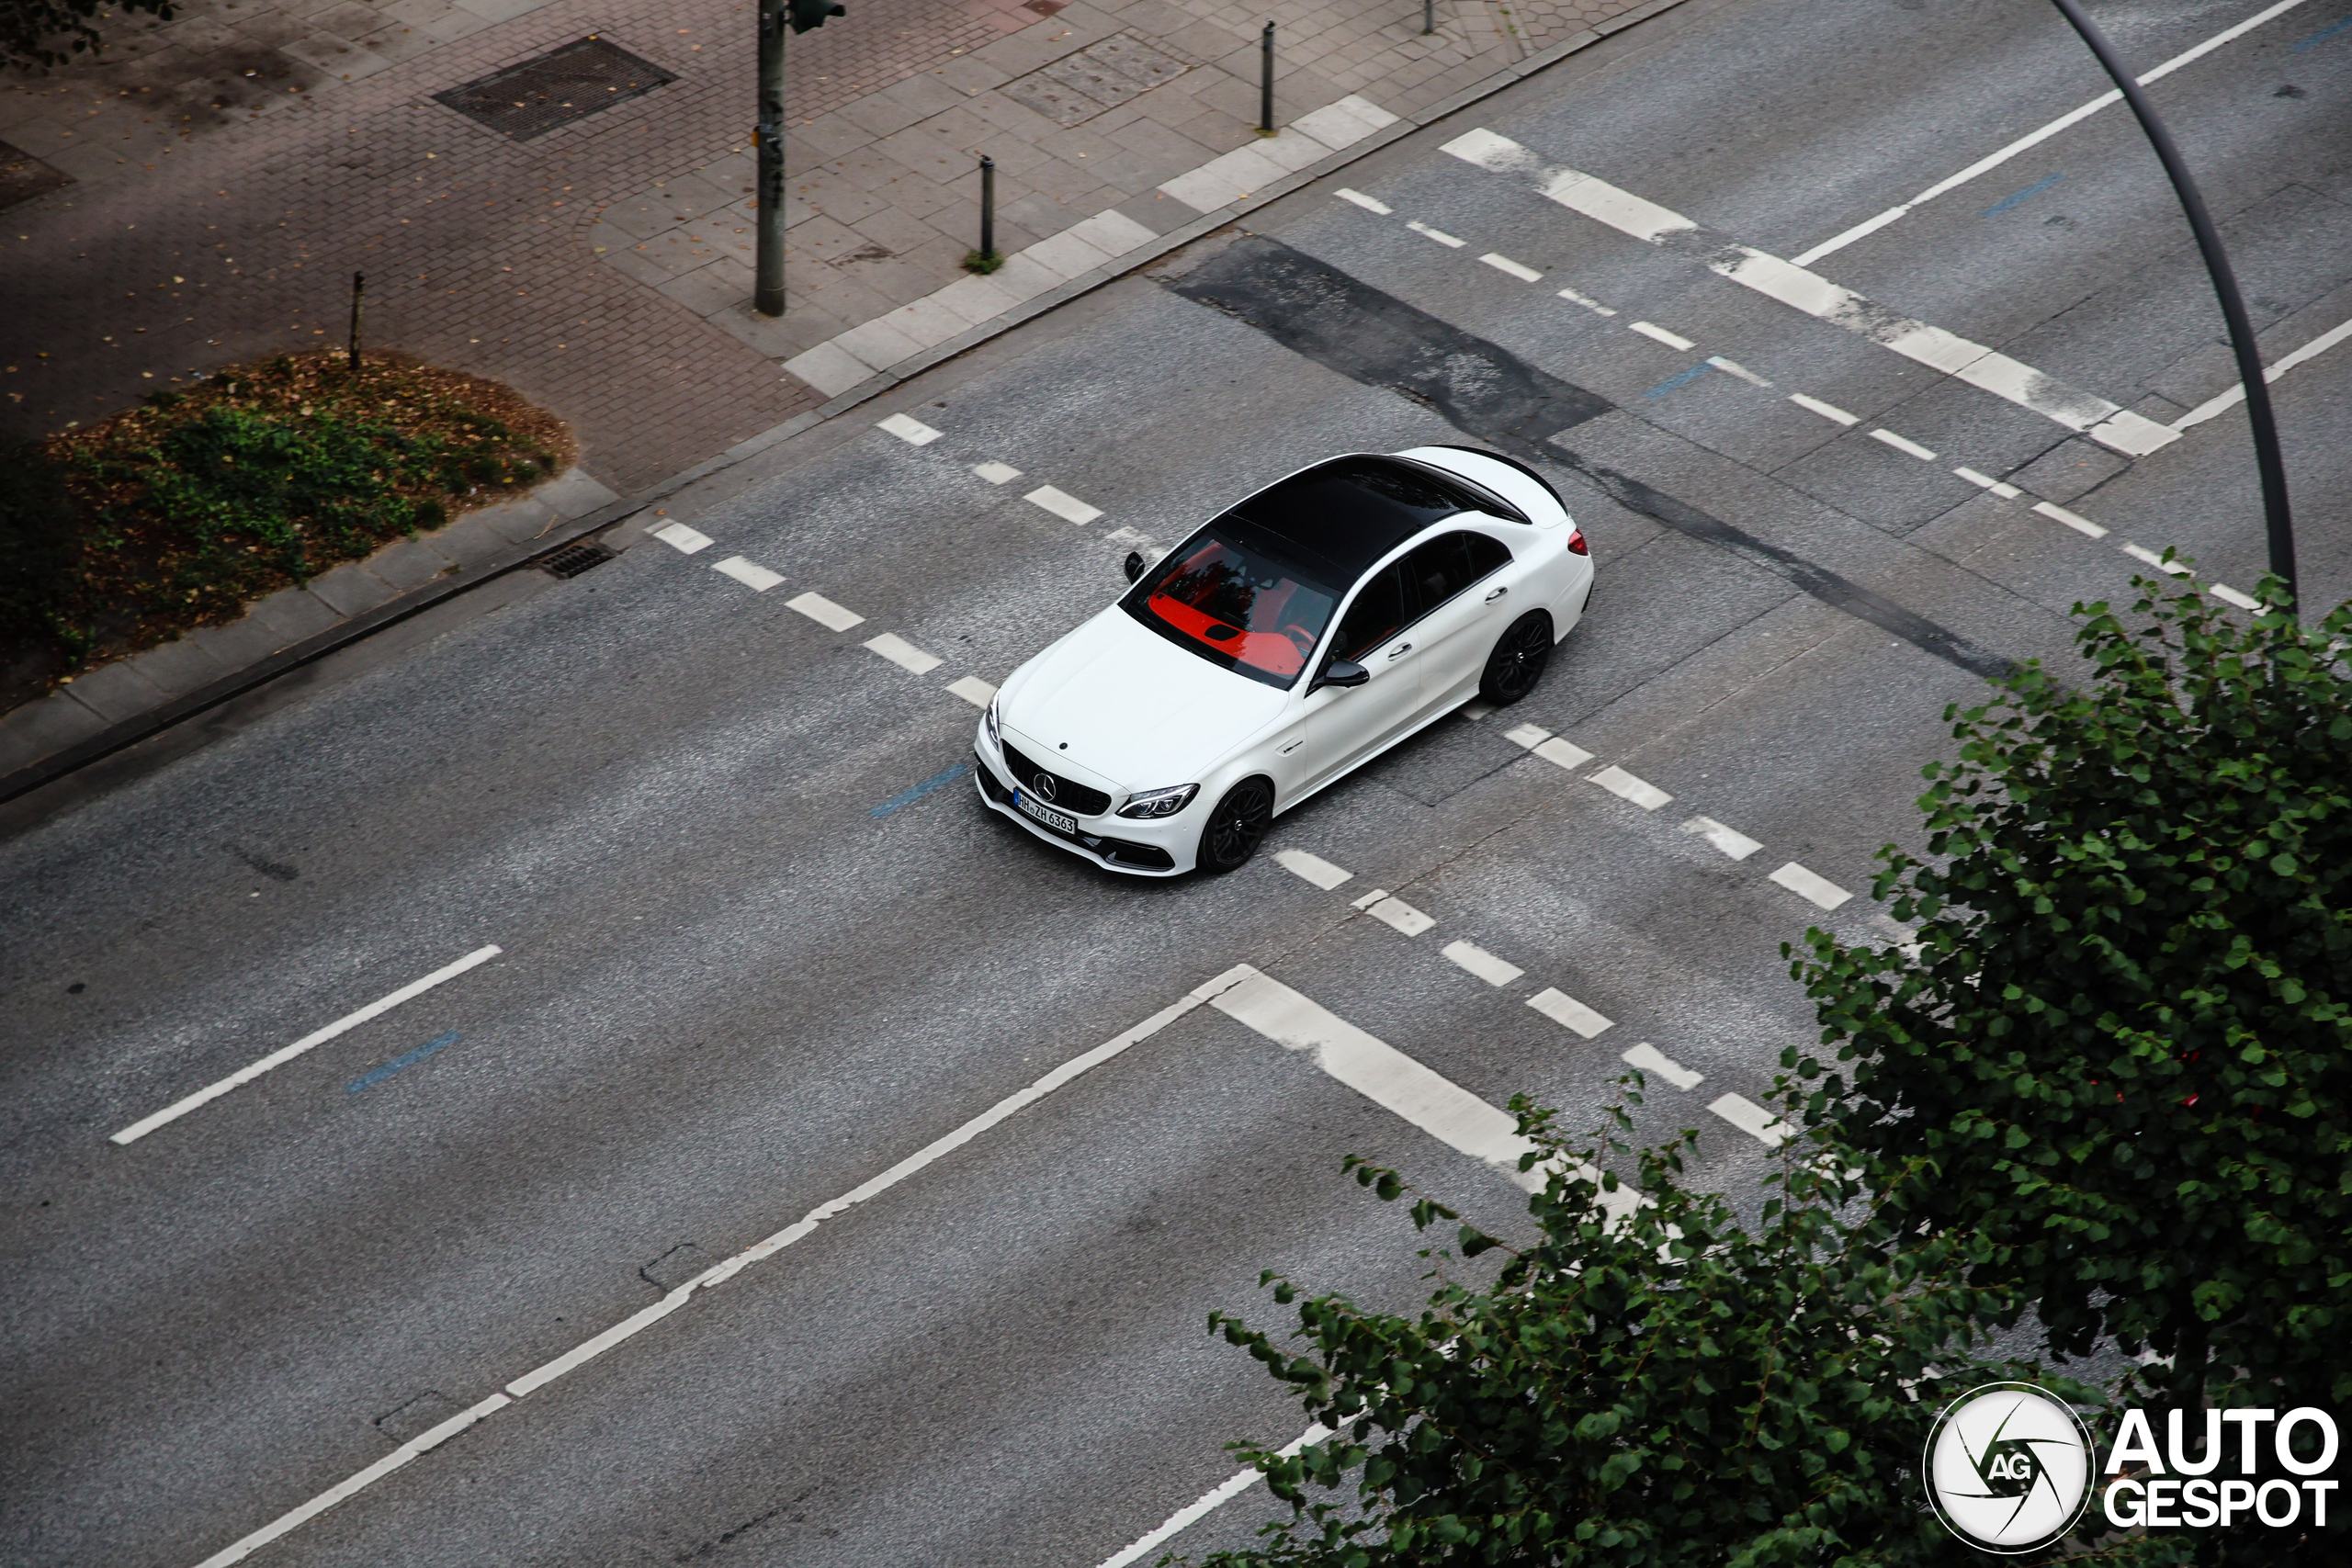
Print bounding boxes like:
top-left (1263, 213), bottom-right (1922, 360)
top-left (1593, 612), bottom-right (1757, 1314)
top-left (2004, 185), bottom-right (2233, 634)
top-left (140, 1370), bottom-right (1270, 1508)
top-left (0, 0), bottom-right (1686, 794)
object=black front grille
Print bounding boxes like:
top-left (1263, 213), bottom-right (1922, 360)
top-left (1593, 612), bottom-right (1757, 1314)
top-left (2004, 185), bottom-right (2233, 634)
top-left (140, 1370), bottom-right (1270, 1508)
top-left (978, 752), bottom-right (1172, 870)
top-left (1000, 741), bottom-right (1112, 818)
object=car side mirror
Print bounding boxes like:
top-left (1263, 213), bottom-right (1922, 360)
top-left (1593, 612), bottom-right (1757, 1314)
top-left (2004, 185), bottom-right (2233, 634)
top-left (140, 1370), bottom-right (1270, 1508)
top-left (1123, 551), bottom-right (1145, 583)
top-left (1315, 659), bottom-right (1369, 692)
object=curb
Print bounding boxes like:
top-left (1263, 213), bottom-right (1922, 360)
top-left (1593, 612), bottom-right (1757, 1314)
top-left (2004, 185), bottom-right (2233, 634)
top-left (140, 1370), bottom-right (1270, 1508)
top-left (0, 0), bottom-right (1695, 812)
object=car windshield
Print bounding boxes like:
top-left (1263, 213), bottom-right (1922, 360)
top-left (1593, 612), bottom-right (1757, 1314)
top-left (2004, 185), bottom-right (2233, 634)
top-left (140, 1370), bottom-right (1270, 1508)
top-left (1125, 526), bottom-right (1340, 689)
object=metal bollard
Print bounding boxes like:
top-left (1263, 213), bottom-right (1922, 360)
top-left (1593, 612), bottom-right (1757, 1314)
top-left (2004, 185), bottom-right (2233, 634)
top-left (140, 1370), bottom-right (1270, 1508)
top-left (980, 155), bottom-right (996, 263)
top-left (1422, 0), bottom-right (1433, 33)
top-left (1260, 21), bottom-right (1274, 134)
top-left (347, 272), bottom-right (365, 374)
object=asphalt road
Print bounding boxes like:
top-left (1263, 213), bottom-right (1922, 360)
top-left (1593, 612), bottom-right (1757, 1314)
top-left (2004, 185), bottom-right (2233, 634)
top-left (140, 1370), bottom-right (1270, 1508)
top-left (5, 0), bottom-right (2349, 1562)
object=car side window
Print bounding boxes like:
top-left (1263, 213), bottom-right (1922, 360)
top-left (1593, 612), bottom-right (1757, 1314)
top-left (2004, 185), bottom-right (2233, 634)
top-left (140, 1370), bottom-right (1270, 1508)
top-left (1405, 531), bottom-right (1512, 611)
top-left (1333, 560), bottom-right (1414, 662)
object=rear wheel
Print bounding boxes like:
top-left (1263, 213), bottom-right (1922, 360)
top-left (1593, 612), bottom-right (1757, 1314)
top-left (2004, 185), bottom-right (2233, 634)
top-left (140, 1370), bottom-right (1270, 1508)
top-left (1478, 611), bottom-right (1555, 705)
top-left (1196, 777), bottom-right (1274, 874)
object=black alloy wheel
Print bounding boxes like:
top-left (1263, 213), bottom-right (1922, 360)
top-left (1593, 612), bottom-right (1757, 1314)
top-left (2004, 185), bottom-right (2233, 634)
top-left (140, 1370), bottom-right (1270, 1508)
top-left (1478, 610), bottom-right (1555, 705)
top-left (1197, 777), bottom-right (1275, 874)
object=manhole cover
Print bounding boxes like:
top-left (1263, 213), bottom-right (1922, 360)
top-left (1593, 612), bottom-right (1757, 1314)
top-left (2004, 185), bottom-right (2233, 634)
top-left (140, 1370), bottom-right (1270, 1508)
top-left (538, 539), bottom-right (615, 578)
top-left (435, 37), bottom-right (675, 141)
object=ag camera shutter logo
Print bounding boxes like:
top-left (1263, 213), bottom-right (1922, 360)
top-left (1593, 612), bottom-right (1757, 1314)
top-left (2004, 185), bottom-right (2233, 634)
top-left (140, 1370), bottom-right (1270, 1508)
top-left (1923, 1382), bottom-right (2096, 1553)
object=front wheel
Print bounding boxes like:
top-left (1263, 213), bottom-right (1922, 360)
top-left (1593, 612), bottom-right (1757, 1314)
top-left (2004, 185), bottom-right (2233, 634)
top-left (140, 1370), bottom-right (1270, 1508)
top-left (1478, 610), bottom-right (1555, 705)
top-left (1196, 777), bottom-right (1274, 874)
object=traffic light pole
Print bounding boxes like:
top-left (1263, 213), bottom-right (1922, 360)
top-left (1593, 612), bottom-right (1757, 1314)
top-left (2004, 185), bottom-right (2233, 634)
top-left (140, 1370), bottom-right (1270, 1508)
top-left (754, 0), bottom-right (786, 317)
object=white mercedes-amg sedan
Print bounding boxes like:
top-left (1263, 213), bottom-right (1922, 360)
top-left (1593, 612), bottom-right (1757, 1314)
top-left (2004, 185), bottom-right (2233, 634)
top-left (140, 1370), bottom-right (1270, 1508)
top-left (973, 446), bottom-right (1593, 875)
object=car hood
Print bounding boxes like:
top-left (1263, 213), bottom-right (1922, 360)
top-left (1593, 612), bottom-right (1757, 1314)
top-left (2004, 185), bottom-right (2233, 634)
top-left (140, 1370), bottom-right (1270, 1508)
top-left (1001, 606), bottom-right (1291, 795)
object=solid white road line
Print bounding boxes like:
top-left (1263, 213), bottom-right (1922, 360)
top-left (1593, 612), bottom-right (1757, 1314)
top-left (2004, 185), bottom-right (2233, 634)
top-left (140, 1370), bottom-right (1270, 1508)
top-left (2033, 500), bottom-right (2109, 538)
top-left (877, 412), bottom-right (942, 446)
top-left (1336, 187), bottom-right (1393, 213)
top-left (650, 520), bottom-right (714, 554)
top-left (711, 556), bottom-right (785, 592)
top-left (1556, 286), bottom-right (1618, 316)
top-left (1791, 0), bottom-right (2317, 265)
top-left (2120, 543), bottom-right (2192, 577)
top-left (1442, 940), bottom-right (1524, 987)
top-left (1092, 1422), bottom-right (1334, 1568)
top-left (1442, 129), bottom-right (2176, 456)
top-left (1706, 355), bottom-right (1772, 387)
top-left (1769, 862), bottom-right (1852, 910)
top-left (1788, 392), bottom-right (1858, 425)
top-left (1274, 849), bottom-right (1354, 891)
top-left (1680, 816), bottom-right (1762, 861)
top-left (786, 592), bottom-right (865, 632)
top-left (1621, 1042), bottom-right (1702, 1091)
top-left (2173, 313), bottom-right (2352, 429)
top-left (1025, 486), bottom-right (1104, 525)
top-left (1708, 1091), bottom-right (1792, 1147)
top-left (1407, 220), bottom-right (1466, 247)
top-left (1870, 428), bottom-right (1939, 461)
top-left (945, 676), bottom-right (998, 707)
top-left (1526, 987), bottom-right (1612, 1039)
top-left (1480, 252), bottom-right (1544, 282)
top-left (1587, 765), bottom-right (1672, 810)
top-left (973, 461), bottom-right (1022, 484)
top-left (1628, 321), bottom-right (1695, 351)
top-left (188, 969), bottom-right (1258, 1568)
top-left (1215, 968), bottom-right (1550, 1198)
top-left (1357, 892), bottom-right (1436, 937)
top-left (863, 633), bottom-right (944, 674)
top-left (112, 945), bottom-right (503, 1145)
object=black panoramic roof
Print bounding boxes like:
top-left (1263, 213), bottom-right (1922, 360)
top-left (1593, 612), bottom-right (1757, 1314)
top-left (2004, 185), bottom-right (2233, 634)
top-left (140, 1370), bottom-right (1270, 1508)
top-left (1219, 454), bottom-right (1484, 584)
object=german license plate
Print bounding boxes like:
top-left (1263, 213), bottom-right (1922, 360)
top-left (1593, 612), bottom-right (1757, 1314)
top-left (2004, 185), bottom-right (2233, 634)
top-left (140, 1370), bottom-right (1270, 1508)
top-left (1015, 789), bottom-right (1077, 834)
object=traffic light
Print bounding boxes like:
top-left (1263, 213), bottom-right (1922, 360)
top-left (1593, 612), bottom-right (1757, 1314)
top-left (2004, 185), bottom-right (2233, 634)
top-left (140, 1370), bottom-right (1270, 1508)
top-left (787, 0), bottom-right (842, 31)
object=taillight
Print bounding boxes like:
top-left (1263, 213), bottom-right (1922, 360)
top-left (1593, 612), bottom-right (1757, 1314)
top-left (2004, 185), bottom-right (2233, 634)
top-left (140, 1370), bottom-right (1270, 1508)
top-left (1566, 525), bottom-right (1589, 556)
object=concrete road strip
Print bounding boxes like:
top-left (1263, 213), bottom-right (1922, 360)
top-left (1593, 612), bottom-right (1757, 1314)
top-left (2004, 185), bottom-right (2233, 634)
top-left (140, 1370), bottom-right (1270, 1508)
top-left (182, 966), bottom-right (1260, 1568)
top-left (112, 944), bottom-right (503, 1145)
top-left (1791, 0), bottom-right (2317, 265)
top-left (1442, 128), bottom-right (2177, 456)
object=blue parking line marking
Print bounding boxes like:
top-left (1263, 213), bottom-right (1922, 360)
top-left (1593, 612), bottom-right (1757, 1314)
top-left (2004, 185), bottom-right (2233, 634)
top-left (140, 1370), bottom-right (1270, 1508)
top-left (871, 763), bottom-right (970, 818)
top-left (1982, 173), bottom-right (2063, 217)
top-left (346, 1031), bottom-right (460, 1094)
top-left (1641, 361), bottom-right (1712, 400)
top-left (2290, 14), bottom-right (2351, 50)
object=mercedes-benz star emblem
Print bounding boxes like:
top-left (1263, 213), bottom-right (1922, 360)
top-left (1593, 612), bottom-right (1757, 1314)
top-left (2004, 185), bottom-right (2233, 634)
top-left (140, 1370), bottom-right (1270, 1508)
top-left (1032, 774), bottom-right (1057, 804)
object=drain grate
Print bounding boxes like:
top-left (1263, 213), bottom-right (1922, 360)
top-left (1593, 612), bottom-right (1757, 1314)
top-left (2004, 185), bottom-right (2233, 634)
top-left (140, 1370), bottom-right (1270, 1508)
top-left (434, 37), bottom-right (675, 141)
top-left (538, 539), bottom-right (616, 578)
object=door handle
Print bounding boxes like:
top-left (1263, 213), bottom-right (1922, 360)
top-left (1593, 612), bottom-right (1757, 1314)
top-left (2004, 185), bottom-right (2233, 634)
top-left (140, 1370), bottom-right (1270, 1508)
top-left (1278, 738), bottom-right (1305, 755)
top-left (1486, 586), bottom-right (1508, 602)
top-left (1387, 642), bottom-right (1412, 659)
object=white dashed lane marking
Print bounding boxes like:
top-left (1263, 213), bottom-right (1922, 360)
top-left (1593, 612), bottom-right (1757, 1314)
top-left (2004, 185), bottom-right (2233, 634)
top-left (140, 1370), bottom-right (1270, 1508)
top-left (2034, 500), bottom-right (2108, 538)
top-left (1406, 220), bottom-right (1466, 247)
top-left (711, 557), bottom-right (784, 592)
top-left (1869, 428), bottom-right (1939, 462)
top-left (1442, 940), bottom-right (1523, 987)
top-left (1354, 890), bottom-right (1436, 936)
top-left (1705, 355), bottom-right (1771, 388)
top-left (1556, 286), bottom-right (1617, 316)
top-left (1440, 128), bottom-right (2177, 457)
top-left (1788, 392), bottom-right (1858, 425)
top-left (1621, 1041), bottom-right (1702, 1090)
top-left (864, 633), bottom-right (944, 675)
top-left (1526, 987), bottom-right (1612, 1038)
top-left (972, 461), bottom-right (1021, 485)
top-left (1953, 466), bottom-right (2022, 499)
top-left (1587, 764), bottom-right (1672, 810)
top-left (1479, 252), bottom-right (1543, 282)
top-left (945, 677), bottom-right (997, 707)
top-left (112, 945), bottom-right (504, 1145)
top-left (1709, 1091), bottom-right (1792, 1147)
top-left (1024, 486), bottom-right (1103, 525)
top-left (1769, 862), bottom-right (1852, 910)
top-left (877, 412), bottom-right (942, 446)
top-left (1336, 187), bottom-right (1392, 214)
top-left (650, 521), bottom-right (714, 554)
top-left (1680, 816), bottom-right (1762, 861)
top-left (1274, 849), bottom-right (1354, 891)
top-left (1502, 722), bottom-right (1592, 772)
top-left (2121, 543), bottom-right (2191, 577)
top-left (1628, 321), bottom-right (1694, 351)
top-left (786, 592), bottom-right (865, 632)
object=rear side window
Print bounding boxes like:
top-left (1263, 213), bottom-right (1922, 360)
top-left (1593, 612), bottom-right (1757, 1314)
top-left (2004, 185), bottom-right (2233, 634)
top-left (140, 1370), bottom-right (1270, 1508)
top-left (1404, 531), bottom-right (1511, 611)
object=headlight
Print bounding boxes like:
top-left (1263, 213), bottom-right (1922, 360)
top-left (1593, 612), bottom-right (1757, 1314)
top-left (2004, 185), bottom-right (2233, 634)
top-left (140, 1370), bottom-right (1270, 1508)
top-left (1116, 784), bottom-right (1199, 819)
top-left (982, 696), bottom-right (1001, 751)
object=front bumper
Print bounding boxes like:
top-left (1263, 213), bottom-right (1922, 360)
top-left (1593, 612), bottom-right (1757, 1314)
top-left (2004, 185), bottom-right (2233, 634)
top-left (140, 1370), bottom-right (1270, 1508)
top-left (972, 748), bottom-right (1187, 875)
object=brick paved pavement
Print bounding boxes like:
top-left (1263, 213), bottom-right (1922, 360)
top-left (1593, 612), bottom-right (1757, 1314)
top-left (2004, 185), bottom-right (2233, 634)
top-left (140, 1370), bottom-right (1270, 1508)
top-left (3, 0), bottom-right (1664, 493)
